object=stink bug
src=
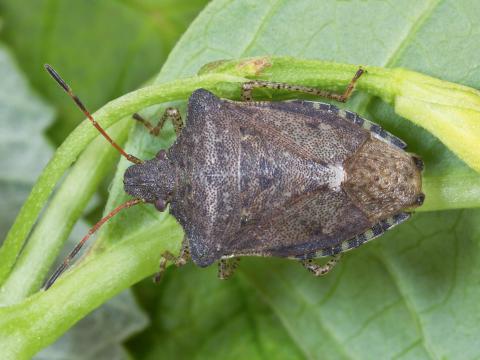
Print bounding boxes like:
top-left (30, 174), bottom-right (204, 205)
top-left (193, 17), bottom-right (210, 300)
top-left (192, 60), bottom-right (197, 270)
top-left (44, 65), bottom-right (424, 288)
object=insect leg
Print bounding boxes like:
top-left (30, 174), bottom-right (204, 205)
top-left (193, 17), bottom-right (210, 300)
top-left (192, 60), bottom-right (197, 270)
top-left (241, 67), bottom-right (364, 102)
top-left (133, 107), bottom-right (184, 137)
top-left (218, 258), bottom-right (240, 280)
top-left (300, 254), bottom-right (342, 277)
top-left (153, 237), bottom-right (190, 283)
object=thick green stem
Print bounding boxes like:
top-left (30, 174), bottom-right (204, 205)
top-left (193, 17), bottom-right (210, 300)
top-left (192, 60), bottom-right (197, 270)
top-left (391, 68), bottom-right (480, 173)
top-left (0, 120), bottom-right (131, 305)
top-left (0, 217), bottom-right (183, 360)
top-left (421, 171), bottom-right (480, 212)
top-left (1, 56), bottom-right (480, 358)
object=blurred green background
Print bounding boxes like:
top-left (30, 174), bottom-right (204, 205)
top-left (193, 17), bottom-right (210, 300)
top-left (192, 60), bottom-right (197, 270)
top-left (2, 0), bottom-right (480, 359)
top-left (0, 1), bottom-right (209, 358)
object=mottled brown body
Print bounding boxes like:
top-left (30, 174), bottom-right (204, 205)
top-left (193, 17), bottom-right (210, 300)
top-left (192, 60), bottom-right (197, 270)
top-left (45, 65), bottom-right (425, 289)
top-left (44, 65), bottom-right (424, 287)
top-left (124, 89), bottom-right (423, 267)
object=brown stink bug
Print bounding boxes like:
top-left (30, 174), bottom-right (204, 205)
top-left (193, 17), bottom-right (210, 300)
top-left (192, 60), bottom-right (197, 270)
top-left (44, 65), bottom-right (424, 288)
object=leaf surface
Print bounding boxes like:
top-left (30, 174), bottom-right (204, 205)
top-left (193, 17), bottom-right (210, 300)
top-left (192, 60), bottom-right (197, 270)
top-left (0, 0), bottom-right (208, 143)
top-left (108, 0), bottom-right (480, 358)
top-left (0, 45), bottom-right (53, 241)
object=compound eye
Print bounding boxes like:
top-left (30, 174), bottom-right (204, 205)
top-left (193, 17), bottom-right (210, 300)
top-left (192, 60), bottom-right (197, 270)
top-left (415, 193), bottom-right (425, 206)
top-left (154, 198), bottom-right (167, 212)
top-left (156, 150), bottom-right (167, 160)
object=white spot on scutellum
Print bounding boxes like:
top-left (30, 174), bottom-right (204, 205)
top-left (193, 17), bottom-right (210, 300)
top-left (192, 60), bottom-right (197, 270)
top-left (327, 164), bottom-right (345, 191)
top-left (308, 162), bottom-right (345, 192)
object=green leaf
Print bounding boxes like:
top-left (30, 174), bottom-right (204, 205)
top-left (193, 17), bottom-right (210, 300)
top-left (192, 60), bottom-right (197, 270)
top-left (118, 0), bottom-right (480, 358)
top-left (0, 0), bottom-right (208, 143)
top-left (35, 288), bottom-right (148, 360)
top-left (128, 267), bottom-right (305, 360)
top-left (129, 208), bottom-right (480, 359)
top-left (2, 0), bottom-right (480, 358)
top-left (0, 44), bottom-right (53, 240)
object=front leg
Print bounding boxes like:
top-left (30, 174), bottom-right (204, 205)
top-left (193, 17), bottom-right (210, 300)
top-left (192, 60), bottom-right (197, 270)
top-left (154, 237), bottom-right (190, 283)
top-left (133, 107), bottom-right (184, 137)
top-left (241, 68), bottom-right (364, 102)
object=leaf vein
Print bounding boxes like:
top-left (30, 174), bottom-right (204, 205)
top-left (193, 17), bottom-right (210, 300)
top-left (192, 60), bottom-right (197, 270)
top-left (238, 271), bottom-right (311, 360)
top-left (375, 253), bottom-right (438, 360)
top-left (241, 0), bottom-right (285, 56)
top-left (384, 0), bottom-right (442, 67)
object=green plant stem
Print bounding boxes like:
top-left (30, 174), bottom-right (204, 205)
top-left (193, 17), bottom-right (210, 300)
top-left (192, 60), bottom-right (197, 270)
top-left (0, 217), bottom-right (183, 360)
top-left (1, 56), bottom-right (480, 358)
top-left (0, 120), bottom-right (131, 305)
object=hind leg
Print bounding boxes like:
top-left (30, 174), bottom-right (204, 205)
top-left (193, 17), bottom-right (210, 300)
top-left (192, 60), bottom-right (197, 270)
top-left (300, 254), bottom-right (342, 277)
top-left (154, 237), bottom-right (190, 283)
top-left (241, 67), bottom-right (364, 102)
top-left (218, 258), bottom-right (240, 280)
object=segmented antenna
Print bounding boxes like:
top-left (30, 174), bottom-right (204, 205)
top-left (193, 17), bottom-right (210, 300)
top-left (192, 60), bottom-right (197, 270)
top-left (44, 64), bottom-right (142, 165)
top-left (44, 198), bottom-right (144, 290)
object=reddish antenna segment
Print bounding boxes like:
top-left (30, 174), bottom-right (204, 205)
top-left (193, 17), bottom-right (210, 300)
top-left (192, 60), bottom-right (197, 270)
top-left (44, 198), bottom-right (144, 290)
top-left (44, 64), bottom-right (142, 165)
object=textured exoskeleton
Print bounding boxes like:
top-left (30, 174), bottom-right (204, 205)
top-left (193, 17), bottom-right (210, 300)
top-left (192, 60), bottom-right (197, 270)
top-left (43, 64), bottom-right (426, 288)
top-left (124, 88), bottom-right (424, 276)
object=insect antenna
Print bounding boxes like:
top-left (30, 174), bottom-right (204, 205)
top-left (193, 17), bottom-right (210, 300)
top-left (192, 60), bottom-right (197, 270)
top-left (44, 64), bottom-right (142, 165)
top-left (44, 198), bottom-right (144, 290)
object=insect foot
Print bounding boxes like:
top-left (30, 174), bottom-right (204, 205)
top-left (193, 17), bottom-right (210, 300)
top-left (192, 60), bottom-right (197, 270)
top-left (218, 258), bottom-right (240, 280)
top-left (301, 255), bottom-right (342, 277)
top-left (153, 238), bottom-right (190, 283)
